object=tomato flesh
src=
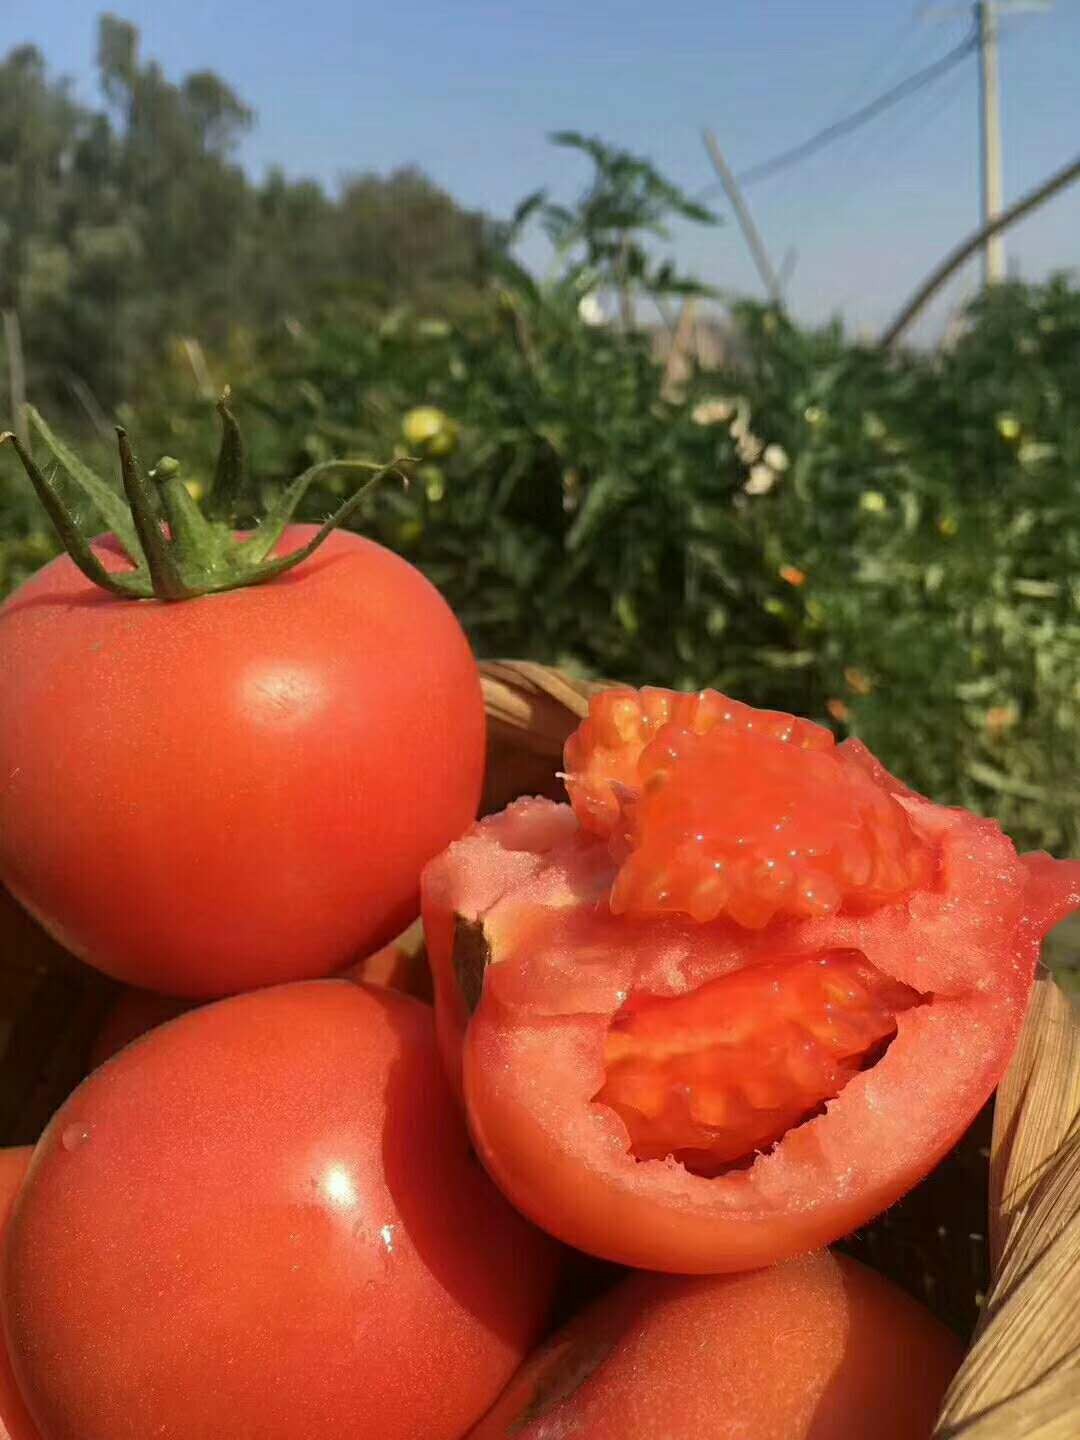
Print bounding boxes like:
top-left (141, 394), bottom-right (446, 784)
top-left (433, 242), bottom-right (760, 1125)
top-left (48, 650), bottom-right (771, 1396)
top-left (598, 950), bottom-right (919, 1175)
top-left (564, 685), bottom-right (832, 837)
top-left (423, 688), bottom-right (1080, 1272)
top-left (568, 686), bottom-right (931, 927)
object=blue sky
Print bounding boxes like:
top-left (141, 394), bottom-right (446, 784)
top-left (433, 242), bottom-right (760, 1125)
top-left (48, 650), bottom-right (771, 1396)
top-left (4, 1), bottom-right (1078, 338)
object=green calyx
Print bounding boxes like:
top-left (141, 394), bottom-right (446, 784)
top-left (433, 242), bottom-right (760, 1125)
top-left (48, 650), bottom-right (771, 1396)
top-left (1, 393), bottom-right (409, 601)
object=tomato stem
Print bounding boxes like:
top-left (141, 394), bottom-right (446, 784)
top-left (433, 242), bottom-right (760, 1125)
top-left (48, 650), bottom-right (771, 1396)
top-left (0, 429), bottom-right (142, 597)
top-left (208, 389), bottom-right (244, 523)
top-left (1, 400), bottom-right (412, 602)
top-left (116, 428), bottom-right (191, 600)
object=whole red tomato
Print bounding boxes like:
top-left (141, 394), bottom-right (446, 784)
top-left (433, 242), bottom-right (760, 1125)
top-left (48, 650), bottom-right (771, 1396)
top-left (424, 686), bottom-right (1080, 1272)
top-left (0, 525), bottom-right (485, 996)
top-left (469, 1251), bottom-right (963, 1439)
top-left (0, 1148), bottom-right (38, 1440)
top-left (1, 981), bottom-right (560, 1440)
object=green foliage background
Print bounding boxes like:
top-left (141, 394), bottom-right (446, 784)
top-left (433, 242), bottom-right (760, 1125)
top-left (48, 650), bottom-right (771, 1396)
top-left (1, 24), bottom-right (1078, 928)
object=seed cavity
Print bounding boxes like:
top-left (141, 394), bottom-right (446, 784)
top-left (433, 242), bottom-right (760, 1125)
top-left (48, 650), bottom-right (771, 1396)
top-left (595, 950), bottom-right (922, 1177)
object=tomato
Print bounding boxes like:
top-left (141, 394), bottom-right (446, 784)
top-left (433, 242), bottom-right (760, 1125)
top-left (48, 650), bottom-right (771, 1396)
top-left (0, 526), bottom-right (485, 997)
top-left (0, 1148), bottom-right (38, 1440)
top-left (422, 686), bottom-right (1080, 1272)
top-left (402, 406), bottom-right (459, 458)
top-left (469, 1251), bottom-right (963, 1440)
top-left (1, 982), bottom-right (560, 1440)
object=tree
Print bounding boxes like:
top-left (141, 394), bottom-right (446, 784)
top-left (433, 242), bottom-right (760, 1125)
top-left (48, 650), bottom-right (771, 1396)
top-left (0, 15), bottom-right (495, 415)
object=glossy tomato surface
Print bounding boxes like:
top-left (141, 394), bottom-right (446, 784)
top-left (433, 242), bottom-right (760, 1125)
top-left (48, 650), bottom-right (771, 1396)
top-left (0, 527), bottom-right (485, 996)
top-left (1, 982), bottom-right (560, 1440)
top-left (469, 1251), bottom-right (963, 1440)
top-left (423, 687), bottom-right (1080, 1273)
top-left (0, 1149), bottom-right (37, 1440)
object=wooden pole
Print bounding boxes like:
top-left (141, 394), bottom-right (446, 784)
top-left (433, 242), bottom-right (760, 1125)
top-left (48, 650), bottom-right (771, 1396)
top-left (701, 130), bottom-right (782, 305)
top-left (976, 1), bottom-right (1006, 284)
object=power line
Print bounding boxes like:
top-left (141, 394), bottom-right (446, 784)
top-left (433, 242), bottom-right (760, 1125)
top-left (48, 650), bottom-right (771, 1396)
top-left (700, 26), bottom-right (978, 198)
top-left (790, 64), bottom-right (972, 252)
top-left (829, 7), bottom-right (938, 120)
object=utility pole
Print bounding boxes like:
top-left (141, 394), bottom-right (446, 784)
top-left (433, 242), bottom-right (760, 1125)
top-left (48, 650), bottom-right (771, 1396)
top-left (975, 2), bottom-right (1005, 284)
top-left (926, 0), bottom-right (1051, 288)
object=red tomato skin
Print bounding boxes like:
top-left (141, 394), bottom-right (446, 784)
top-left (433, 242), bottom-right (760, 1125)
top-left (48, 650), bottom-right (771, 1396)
top-left (469, 1252), bottom-right (963, 1440)
top-left (0, 1148), bottom-right (38, 1440)
top-left (425, 792), bottom-right (1077, 1273)
top-left (1, 982), bottom-right (560, 1440)
top-left (0, 527), bottom-right (486, 996)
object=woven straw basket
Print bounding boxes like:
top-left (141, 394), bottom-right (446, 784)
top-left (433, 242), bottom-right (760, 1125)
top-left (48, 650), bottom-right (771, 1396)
top-left (1, 659), bottom-right (1077, 1439)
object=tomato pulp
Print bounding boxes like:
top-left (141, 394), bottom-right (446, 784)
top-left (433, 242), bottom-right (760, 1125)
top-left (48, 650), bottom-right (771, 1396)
top-left (469, 1251), bottom-right (963, 1440)
top-left (1, 982), bottom-right (560, 1440)
top-left (0, 527), bottom-right (485, 996)
top-left (423, 686), bottom-right (1080, 1272)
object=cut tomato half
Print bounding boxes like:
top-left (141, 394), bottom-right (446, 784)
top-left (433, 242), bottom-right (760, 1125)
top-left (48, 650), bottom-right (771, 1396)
top-left (422, 687), bottom-right (1080, 1273)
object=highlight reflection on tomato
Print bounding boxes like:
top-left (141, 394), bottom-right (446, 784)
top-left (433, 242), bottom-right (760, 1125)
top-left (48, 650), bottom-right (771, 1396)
top-left (1, 982), bottom-right (560, 1440)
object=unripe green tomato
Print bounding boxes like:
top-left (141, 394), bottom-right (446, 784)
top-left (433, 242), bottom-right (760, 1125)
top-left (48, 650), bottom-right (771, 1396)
top-left (402, 406), bottom-right (459, 458)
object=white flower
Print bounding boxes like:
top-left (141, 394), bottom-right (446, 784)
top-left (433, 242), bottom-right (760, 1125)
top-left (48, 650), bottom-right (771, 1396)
top-left (691, 397), bottom-right (736, 426)
top-left (578, 293), bottom-right (606, 326)
top-left (1017, 440), bottom-right (1056, 466)
top-left (763, 443), bottom-right (789, 472)
top-left (744, 464), bottom-right (776, 495)
top-left (737, 433), bottom-right (764, 465)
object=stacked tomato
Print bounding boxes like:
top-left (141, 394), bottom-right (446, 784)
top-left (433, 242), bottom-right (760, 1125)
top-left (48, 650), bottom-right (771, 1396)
top-left (1, 417), bottom-right (1077, 1439)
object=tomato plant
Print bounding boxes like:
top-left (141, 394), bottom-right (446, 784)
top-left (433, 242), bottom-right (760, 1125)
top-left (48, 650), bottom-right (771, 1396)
top-left (0, 1148), bottom-right (38, 1440)
top-left (2, 981), bottom-right (560, 1440)
top-left (0, 411), bottom-right (485, 997)
top-left (469, 1251), bottom-right (963, 1439)
top-left (423, 686), bottom-right (1080, 1271)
